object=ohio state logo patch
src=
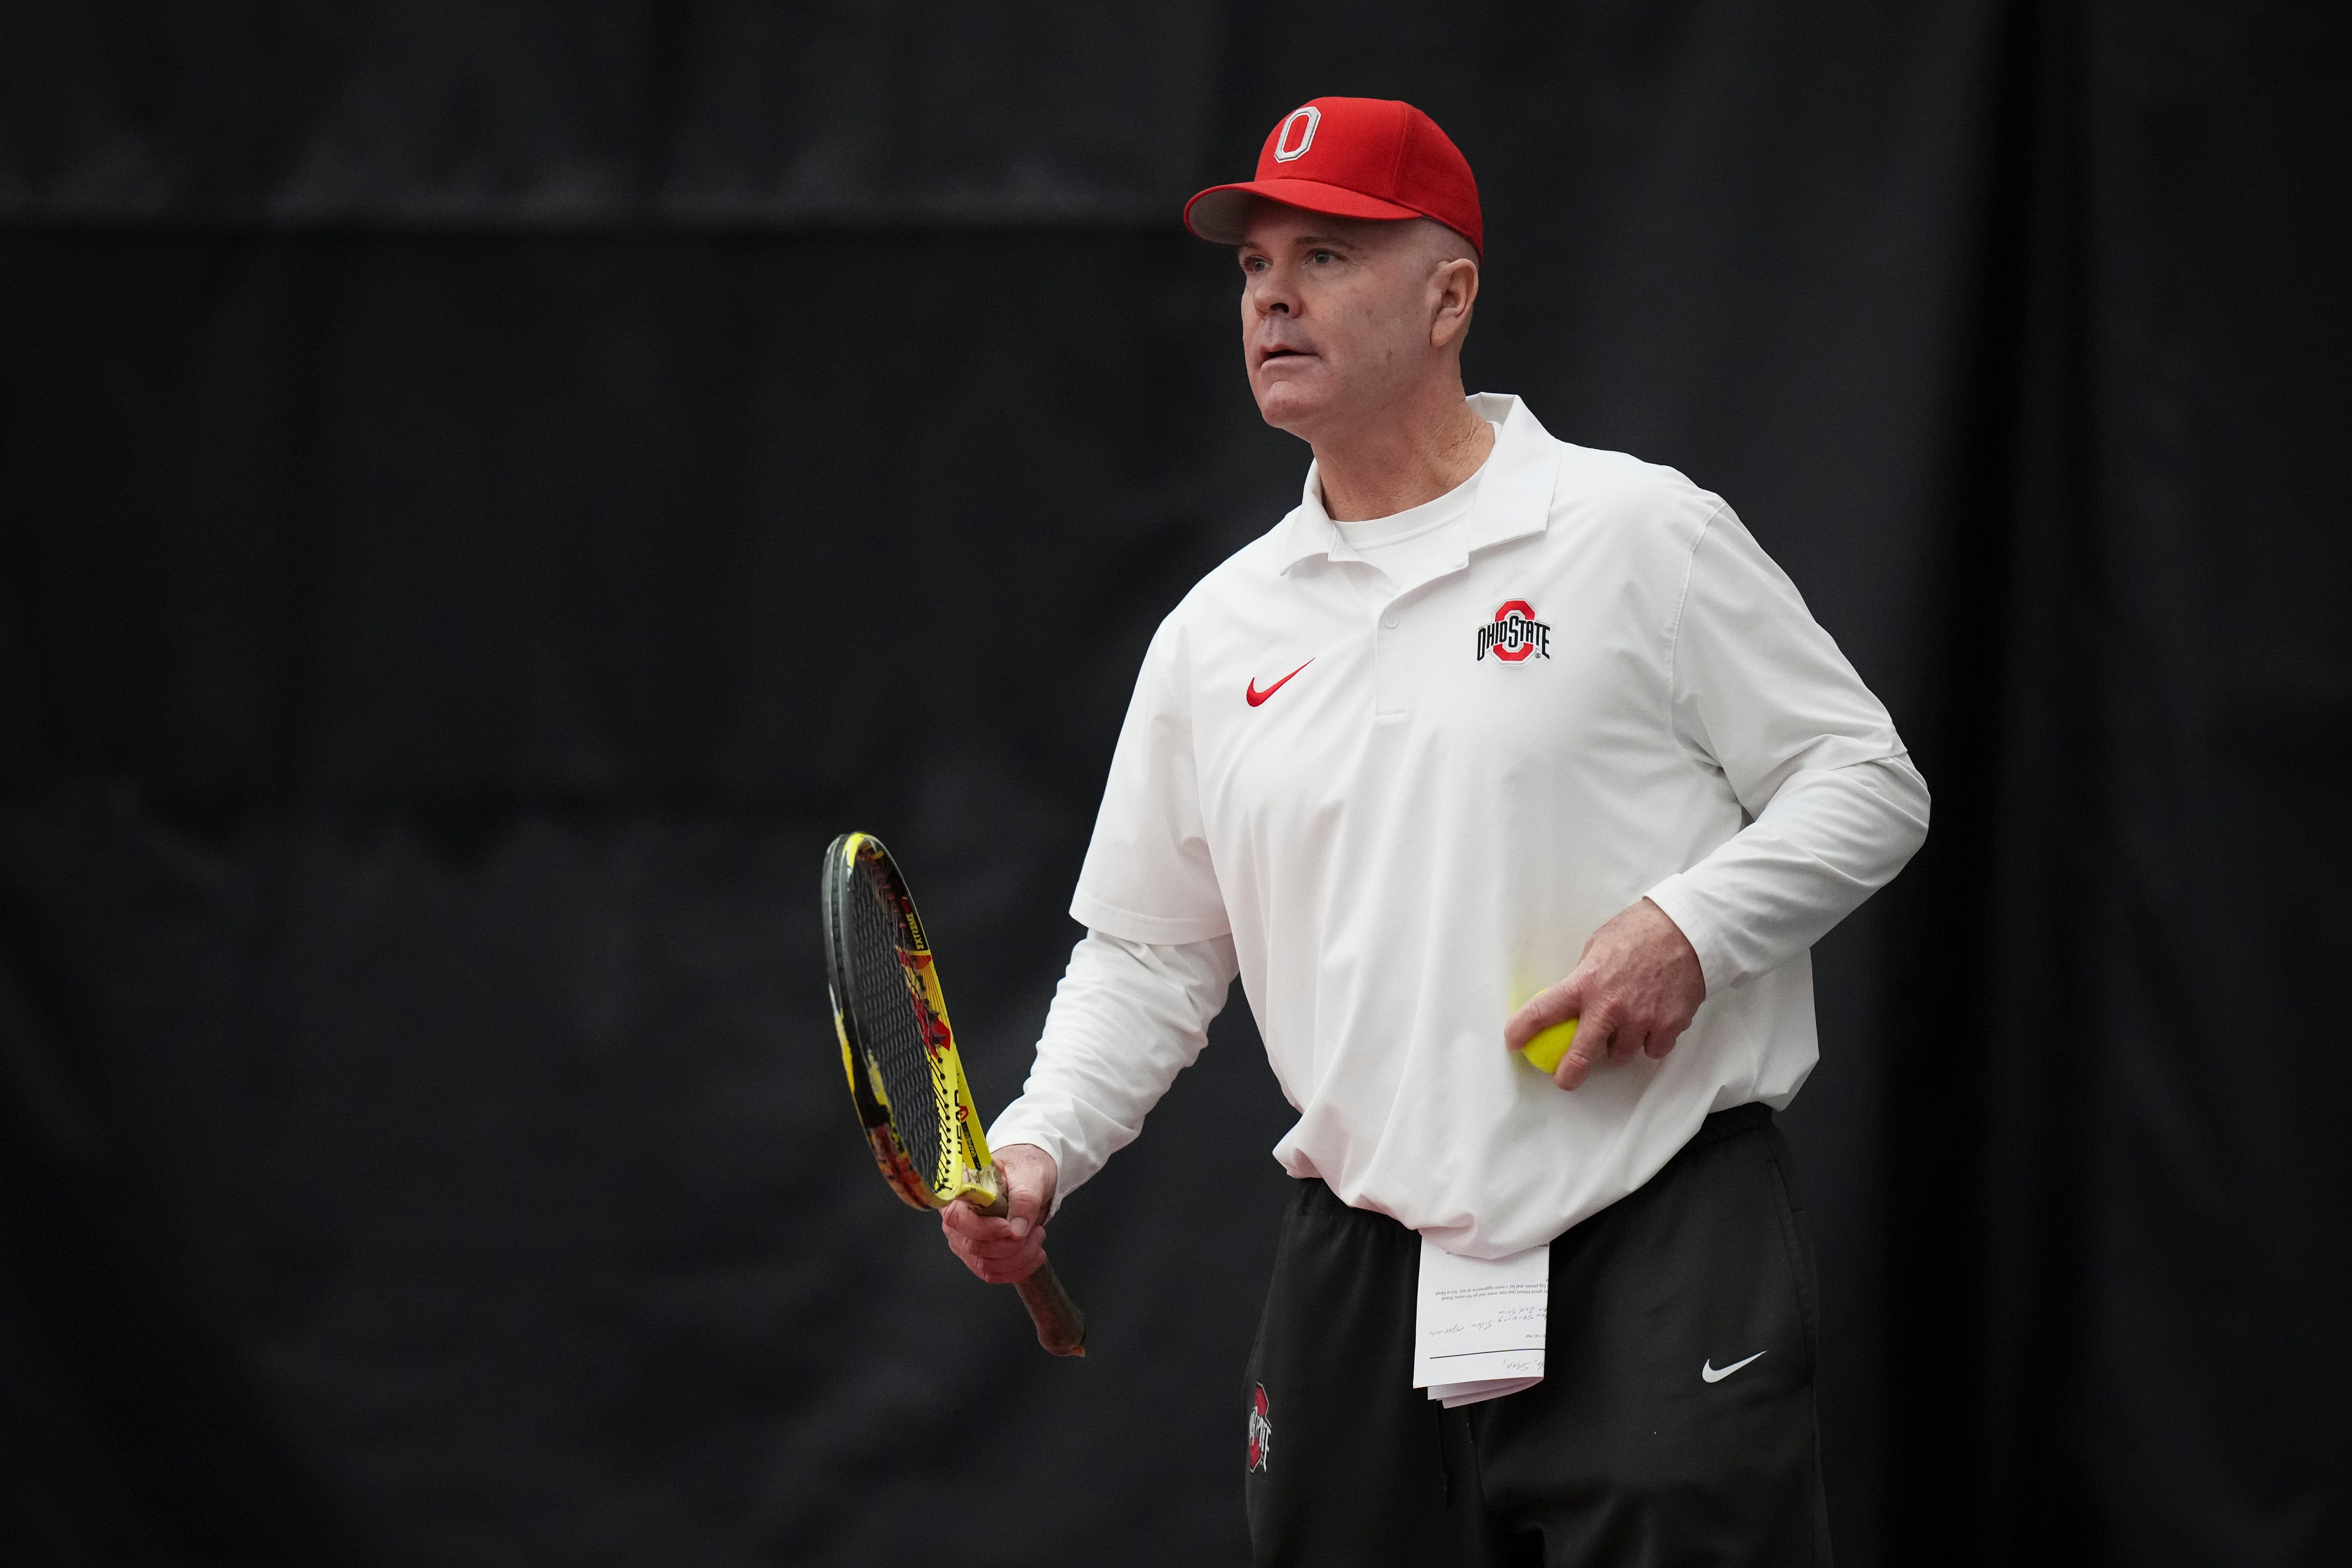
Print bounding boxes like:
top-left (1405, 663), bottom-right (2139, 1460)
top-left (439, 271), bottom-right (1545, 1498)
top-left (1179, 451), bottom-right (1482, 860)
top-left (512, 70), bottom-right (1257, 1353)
top-left (1246, 1383), bottom-right (1273, 1472)
top-left (1272, 105), bottom-right (1320, 163)
top-left (1477, 600), bottom-right (1552, 662)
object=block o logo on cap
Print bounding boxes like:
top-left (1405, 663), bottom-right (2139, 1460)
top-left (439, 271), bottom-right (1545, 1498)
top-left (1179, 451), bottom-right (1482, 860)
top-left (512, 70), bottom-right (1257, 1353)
top-left (1271, 105), bottom-right (1321, 163)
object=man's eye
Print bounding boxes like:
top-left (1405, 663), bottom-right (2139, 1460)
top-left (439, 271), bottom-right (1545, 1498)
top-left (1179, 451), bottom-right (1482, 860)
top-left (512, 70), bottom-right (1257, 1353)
top-left (1310, 250), bottom-right (1337, 263)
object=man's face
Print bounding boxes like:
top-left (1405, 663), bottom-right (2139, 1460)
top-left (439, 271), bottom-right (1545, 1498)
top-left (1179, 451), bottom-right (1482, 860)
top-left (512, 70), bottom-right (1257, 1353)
top-left (1236, 204), bottom-right (1471, 439)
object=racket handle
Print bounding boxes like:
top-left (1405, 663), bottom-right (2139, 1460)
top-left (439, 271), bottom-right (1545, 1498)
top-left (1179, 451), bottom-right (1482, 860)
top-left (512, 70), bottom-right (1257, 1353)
top-left (979, 1193), bottom-right (1088, 1357)
top-left (1013, 1260), bottom-right (1088, 1358)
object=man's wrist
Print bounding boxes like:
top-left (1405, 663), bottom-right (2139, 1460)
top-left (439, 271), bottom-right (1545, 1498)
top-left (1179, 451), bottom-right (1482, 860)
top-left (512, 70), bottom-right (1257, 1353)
top-left (1640, 881), bottom-right (1721, 997)
top-left (993, 1142), bottom-right (1060, 1210)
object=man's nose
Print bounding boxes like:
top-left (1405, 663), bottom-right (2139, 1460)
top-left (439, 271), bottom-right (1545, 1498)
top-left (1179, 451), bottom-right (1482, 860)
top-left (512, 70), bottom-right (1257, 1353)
top-left (1251, 271), bottom-right (1308, 317)
top-left (1250, 279), bottom-right (1294, 317)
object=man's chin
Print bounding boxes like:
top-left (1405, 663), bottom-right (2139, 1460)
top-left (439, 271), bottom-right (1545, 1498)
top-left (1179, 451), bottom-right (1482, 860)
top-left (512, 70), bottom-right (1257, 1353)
top-left (1251, 378), bottom-right (1335, 437)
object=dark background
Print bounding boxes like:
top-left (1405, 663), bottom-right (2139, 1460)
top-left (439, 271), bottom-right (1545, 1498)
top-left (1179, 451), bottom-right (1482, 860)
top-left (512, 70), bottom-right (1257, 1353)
top-left (2, 4), bottom-right (2346, 1564)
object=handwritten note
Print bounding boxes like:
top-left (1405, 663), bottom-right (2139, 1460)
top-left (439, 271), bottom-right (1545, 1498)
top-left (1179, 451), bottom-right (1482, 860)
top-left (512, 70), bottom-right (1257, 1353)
top-left (1412, 1237), bottom-right (1549, 1408)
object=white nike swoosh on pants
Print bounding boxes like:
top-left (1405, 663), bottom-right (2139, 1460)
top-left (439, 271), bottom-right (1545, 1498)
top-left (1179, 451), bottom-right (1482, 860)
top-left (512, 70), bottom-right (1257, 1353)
top-left (1701, 1351), bottom-right (1767, 1383)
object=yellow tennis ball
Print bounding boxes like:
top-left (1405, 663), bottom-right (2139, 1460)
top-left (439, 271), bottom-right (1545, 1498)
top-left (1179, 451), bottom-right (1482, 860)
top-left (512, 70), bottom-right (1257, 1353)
top-left (1521, 1019), bottom-right (1578, 1075)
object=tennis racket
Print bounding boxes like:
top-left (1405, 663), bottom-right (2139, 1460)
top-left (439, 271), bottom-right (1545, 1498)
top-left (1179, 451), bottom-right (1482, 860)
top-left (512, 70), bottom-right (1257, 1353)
top-left (821, 831), bottom-right (1087, 1357)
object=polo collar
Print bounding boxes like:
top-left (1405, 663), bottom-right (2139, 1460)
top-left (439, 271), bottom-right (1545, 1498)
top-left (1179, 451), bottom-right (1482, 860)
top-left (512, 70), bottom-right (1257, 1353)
top-left (1274, 393), bottom-right (1562, 574)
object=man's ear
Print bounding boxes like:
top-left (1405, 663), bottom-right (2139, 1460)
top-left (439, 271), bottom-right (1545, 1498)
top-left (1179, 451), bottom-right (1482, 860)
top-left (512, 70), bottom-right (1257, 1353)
top-left (1431, 256), bottom-right (1480, 348)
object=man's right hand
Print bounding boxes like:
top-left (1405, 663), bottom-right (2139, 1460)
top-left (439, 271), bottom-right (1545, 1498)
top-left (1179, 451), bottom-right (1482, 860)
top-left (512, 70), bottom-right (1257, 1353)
top-left (940, 1142), bottom-right (1058, 1285)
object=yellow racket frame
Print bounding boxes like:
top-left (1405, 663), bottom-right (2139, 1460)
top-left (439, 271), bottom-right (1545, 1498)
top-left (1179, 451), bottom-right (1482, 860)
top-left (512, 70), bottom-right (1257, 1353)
top-left (822, 831), bottom-right (1088, 1356)
top-left (826, 832), bottom-right (1001, 1213)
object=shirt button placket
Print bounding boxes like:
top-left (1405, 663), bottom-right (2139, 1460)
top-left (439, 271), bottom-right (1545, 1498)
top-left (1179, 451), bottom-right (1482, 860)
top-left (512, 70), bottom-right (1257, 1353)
top-left (1376, 604), bottom-right (1405, 718)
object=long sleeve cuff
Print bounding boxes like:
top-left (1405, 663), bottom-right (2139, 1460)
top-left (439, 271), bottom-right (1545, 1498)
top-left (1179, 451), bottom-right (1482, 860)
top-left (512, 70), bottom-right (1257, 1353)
top-left (986, 928), bottom-right (1239, 1212)
top-left (1645, 752), bottom-right (1930, 994)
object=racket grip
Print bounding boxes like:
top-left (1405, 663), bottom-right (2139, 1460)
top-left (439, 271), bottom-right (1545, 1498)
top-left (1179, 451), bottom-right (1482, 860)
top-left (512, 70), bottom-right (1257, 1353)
top-left (980, 1192), bottom-right (1087, 1356)
top-left (1013, 1260), bottom-right (1088, 1358)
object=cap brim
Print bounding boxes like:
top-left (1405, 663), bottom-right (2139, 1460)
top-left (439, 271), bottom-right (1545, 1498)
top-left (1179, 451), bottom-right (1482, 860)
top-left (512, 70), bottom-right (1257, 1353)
top-left (1182, 180), bottom-right (1426, 244)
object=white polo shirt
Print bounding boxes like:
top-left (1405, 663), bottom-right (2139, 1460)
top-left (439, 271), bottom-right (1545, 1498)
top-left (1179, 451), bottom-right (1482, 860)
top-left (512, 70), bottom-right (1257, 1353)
top-left (991, 393), bottom-right (1928, 1256)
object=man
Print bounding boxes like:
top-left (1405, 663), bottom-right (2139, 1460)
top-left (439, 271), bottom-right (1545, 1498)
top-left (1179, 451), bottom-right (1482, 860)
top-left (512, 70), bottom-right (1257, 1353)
top-left (943, 97), bottom-right (1927, 1564)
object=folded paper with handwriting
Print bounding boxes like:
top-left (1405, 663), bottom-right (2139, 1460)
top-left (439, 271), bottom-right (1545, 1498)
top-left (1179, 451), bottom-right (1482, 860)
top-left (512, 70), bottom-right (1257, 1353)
top-left (1412, 1236), bottom-right (1549, 1408)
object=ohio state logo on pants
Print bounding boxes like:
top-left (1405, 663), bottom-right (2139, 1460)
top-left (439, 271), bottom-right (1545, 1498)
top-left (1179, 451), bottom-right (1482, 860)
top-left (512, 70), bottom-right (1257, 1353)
top-left (1477, 600), bottom-right (1552, 662)
top-left (1246, 1382), bottom-right (1274, 1472)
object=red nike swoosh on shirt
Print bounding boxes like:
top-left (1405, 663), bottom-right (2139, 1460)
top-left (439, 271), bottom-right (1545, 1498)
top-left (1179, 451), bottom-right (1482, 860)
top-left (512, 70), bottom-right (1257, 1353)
top-left (1246, 659), bottom-right (1313, 707)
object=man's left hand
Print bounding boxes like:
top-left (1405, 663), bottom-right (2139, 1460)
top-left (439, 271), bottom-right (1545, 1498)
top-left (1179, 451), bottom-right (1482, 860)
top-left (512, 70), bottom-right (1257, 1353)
top-left (1504, 898), bottom-right (1707, 1091)
top-left (940, 1143), bottom-right (1057, 1285)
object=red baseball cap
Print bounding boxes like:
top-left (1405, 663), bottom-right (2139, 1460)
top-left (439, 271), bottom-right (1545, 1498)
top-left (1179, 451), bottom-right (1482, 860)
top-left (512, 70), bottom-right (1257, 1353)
top-left (1184, 98), bottom-right (1483, 257)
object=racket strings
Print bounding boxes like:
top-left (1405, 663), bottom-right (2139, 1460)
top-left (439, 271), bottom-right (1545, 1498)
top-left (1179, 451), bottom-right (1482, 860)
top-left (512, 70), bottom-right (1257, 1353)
top-left (845, 863), bottom-right (949, 1191)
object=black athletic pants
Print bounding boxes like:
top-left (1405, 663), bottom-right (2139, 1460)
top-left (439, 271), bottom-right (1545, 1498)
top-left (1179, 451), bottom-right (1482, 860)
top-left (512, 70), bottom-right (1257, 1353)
top-left (1242, 1104), bottom-right (1831, 1566)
